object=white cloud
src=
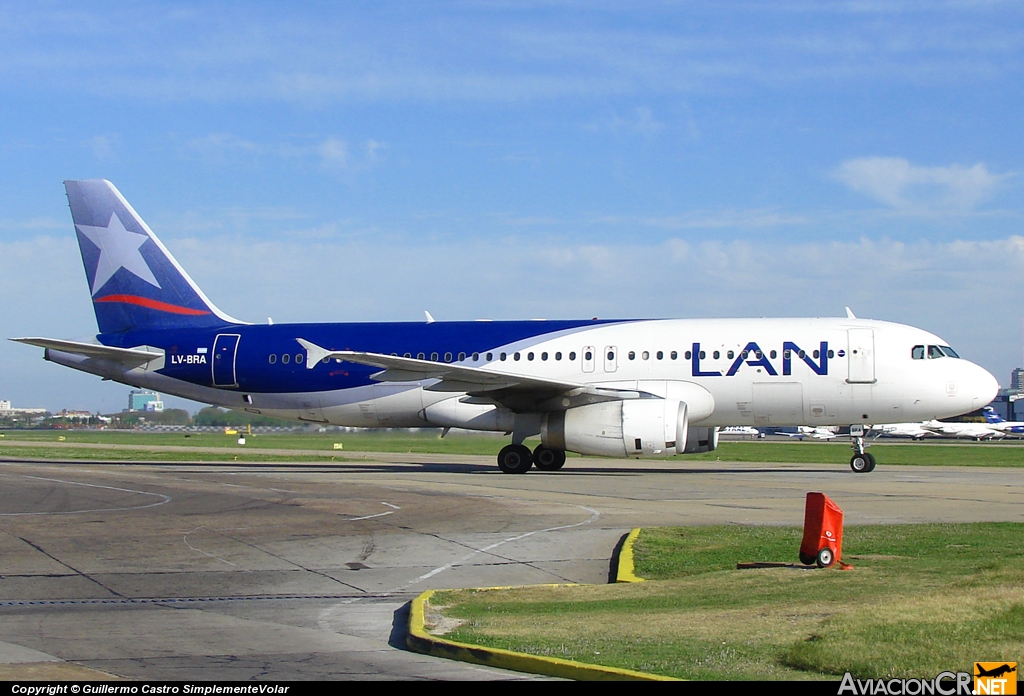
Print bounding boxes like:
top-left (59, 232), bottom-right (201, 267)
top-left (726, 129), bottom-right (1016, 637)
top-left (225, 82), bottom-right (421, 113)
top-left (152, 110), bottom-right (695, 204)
top-left (182, 133), bottom-right (385, 173)
top-left (596, 209), bottom-right (811, 230)
top-left (365, 139), bottom-right (387, 162)
top-left (3, 5), bottom-right (1020, 104)
top-left (186, 132), bottom-right (261, 163)
top-left (317, 137), bottom-right (348, 168)
top-left (833, 157), bottom-right (1012, 212)
top-left (83, 134), bottom-right (118, 161)
top-left (633, 106), bottom-right (663, 137)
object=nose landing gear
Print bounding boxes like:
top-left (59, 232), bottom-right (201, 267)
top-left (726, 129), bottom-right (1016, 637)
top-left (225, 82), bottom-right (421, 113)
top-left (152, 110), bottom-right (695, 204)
top-left (849, 425), bottom-right (876, 473)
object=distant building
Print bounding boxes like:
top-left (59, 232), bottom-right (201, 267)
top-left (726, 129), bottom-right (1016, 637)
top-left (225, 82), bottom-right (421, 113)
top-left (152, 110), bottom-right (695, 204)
top-left (128, 390), bottom-right (164, 413)
top-left (1011, 368), bottom-right (1024, 392)
top-left (0, 400), bottom-right (47, 417)
top-left (59, 410), bottom-right (93, 420)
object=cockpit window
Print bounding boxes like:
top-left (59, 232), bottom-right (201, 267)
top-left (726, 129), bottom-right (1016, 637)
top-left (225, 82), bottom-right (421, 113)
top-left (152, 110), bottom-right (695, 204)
top-left (940, 346), bottom-right (960, 358)
top-left (912, 345), bottom-right (925, 360)
top-left (927, 345), bottom-right (945, 359)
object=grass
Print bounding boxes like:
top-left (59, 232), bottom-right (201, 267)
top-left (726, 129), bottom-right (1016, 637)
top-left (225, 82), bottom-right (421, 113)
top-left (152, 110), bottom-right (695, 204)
top-left (0, 446), bottom-right (354, 463)
top-left (1, 430), bottom-right (1022, 466)
top-left (0, 428), bottom-right (508, 453)
top-left (429, 523), bottom-right (1024, 680)
top-left (0, 429), bottom-right (518, 462)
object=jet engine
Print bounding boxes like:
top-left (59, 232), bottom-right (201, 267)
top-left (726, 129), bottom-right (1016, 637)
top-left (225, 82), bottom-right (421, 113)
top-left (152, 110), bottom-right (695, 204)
top-left (541, 398), bottom-right (689, 458)
top-left (681, 425), bottom-right (719, 453)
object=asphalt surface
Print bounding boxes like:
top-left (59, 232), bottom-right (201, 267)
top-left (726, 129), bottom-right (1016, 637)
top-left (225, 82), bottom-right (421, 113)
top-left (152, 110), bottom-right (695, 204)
top-left (1, 451), bottom-right (1022, 680)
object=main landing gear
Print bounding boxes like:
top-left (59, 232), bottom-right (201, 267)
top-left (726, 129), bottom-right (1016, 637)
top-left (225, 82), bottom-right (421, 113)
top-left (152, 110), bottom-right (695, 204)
top-left (849, 426), bottom-right (876, 473)
top-left (496, 443), bottom-right (567, 474)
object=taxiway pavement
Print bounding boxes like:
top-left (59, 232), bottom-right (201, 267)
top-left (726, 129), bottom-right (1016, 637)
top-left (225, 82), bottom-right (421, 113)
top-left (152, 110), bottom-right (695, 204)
top-left (1, 454), bottom-right (1021, 680)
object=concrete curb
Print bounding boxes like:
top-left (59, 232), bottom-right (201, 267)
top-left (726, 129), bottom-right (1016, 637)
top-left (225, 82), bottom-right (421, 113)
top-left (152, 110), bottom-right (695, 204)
top-left (406, 528), bottom-right (677, 681)
top-left (614, 528), bottom-right (646, 583)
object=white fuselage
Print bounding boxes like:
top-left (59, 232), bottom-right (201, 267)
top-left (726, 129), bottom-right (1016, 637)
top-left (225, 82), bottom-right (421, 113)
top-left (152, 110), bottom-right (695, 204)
top-left (50, 317), bottom-right (998, 434)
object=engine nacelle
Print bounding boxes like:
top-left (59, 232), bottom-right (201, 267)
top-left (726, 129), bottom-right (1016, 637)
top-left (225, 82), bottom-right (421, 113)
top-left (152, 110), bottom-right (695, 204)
top-left (682, 425), bottom-right (719, 453)
top-left (542, 398), bottom-right (688, 458)
top-left (423, 397), bottom-right (515, 432)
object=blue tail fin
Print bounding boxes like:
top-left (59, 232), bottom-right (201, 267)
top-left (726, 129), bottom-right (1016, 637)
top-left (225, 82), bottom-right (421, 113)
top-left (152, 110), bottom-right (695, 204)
top-left (65, 180), bottom-right (242, 335)
top-left (982, 406), bottom-right (1003, 424)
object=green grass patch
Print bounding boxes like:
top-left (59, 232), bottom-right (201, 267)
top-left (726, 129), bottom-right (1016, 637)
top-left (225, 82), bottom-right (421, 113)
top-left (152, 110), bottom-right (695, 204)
top-left (430, 523), bottom-right (1024, 680)
top-left (684, 441), bottom-right (1024, 467)
top-left (0, 445), bottom-right (356, 463)
top-left (2, 431), bottom-right (1022, 466)
top-left (0, 429), bottom-right (512, 456)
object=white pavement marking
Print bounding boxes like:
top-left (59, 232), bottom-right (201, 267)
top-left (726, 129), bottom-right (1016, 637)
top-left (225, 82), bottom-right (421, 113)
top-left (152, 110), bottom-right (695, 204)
top-left (183, 526), bottom-right (245, 569)
top-left (346, 511), bottom-right (394, 521)
top-left (316, 503), bottom-right (602, 637)
top-left (0, 473), bottom-right (172, 517)
top-left (401, 504), bottom-right (601, 589)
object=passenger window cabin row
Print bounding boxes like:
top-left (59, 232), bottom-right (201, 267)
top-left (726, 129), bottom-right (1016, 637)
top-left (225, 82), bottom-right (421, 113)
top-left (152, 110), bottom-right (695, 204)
top-left (266, 345), bottom-right (840, 365)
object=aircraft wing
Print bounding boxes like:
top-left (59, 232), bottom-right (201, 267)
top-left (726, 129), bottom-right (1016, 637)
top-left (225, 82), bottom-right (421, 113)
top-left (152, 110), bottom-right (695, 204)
top-left (10, 337), bottom-right (163, 369)
top-left (297, 339), bottom-right (642, 410)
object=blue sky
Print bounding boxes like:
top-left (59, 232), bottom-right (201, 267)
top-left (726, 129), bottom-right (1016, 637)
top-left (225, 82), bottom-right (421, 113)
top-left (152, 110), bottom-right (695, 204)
top-left (1, 1), bottom-right (1022, 412)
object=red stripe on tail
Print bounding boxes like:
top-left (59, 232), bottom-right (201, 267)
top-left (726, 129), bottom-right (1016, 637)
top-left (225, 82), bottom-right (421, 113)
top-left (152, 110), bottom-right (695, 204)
top-left (94, 294), bottom-right (212, 316)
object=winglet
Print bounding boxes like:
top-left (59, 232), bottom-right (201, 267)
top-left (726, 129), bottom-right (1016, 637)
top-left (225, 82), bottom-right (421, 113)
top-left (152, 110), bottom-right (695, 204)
top-left (845, 307), bottom-right (856, 319)
top-left (296, 338), bottom-right (330, 369)
top-left (424, 311), bottom-right (435, 324)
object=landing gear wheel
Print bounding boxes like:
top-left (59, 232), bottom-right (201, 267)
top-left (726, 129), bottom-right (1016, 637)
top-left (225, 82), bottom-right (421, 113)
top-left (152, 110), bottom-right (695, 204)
top-left (799, 551), bottom-right (816, 566)
top-left (850, 453), bottom-right (872, 473)
top-left (816, 547), bottom-right (835, 568)
top-left (863, 452), bottom-right (876, 472)
top-left (533, 445), bottom-right (566, 471)
top-left (497, 444), bottom-right (534, 474)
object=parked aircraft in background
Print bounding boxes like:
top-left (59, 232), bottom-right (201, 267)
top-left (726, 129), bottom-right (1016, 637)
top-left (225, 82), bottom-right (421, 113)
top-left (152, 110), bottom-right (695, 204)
top-left (870, 422), bottom-right (935, 440)
top-left (12, 181), bottom-right (1000, 474)
top-left (920, 419), bottom-right (1005, 441)
top-left (720, 426), bottom-right (763, 438)
top-left (783, 426), bottom-right (841, 441)
top-left (982, 407), bottom-right (1024, 437)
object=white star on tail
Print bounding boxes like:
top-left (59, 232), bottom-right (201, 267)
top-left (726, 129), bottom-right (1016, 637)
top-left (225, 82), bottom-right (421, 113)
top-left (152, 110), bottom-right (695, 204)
top-left (76, 213), bottom-right (161, 296)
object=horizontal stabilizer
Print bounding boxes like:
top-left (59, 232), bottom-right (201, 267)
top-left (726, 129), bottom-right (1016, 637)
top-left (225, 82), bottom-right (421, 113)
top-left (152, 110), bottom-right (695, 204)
top-left (10, 337), bottom-right (163, 368)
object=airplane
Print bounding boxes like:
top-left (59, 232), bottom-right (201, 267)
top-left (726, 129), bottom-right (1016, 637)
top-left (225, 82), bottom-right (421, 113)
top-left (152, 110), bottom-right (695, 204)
top-left (920, 419), bottom-right (1005, 441)
top-left (783, 425), bottom-right (840, 441)
top-left (11, 180), bottom-right (1000, 475)
top-left (719, 426), bottom-right (763, 438)
top-left (981, 406), bottom-right (1024, 437)
top-left (869, 422), bottom-right (936, 440)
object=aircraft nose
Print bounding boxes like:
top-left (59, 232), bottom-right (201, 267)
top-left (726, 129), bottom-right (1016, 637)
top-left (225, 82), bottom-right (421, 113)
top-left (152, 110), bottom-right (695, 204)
top-left (970, 364), bottom-right (999, 409)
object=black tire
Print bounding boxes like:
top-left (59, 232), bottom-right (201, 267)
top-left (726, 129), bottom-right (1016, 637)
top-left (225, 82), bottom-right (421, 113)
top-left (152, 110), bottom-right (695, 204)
top-left (533, 445), bottom-right (566, 471)
top-left (864, 452), bottom-right (876, 473)
top-left (816, 547), bottom-right (835, 568)
top-left (850, 453), bottom-right (871, 473)
top-left (799, 550), bottom-right (816, 566)
top-left (497, 444), bottom-right (533, 474)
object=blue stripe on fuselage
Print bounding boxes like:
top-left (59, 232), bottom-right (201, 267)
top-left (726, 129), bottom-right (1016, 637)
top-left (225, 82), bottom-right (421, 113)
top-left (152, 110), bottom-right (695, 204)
top-left (99, 319), bottom-right (626, 394)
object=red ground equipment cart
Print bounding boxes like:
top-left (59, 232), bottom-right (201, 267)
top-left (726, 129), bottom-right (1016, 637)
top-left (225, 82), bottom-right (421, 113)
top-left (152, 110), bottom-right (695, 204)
top-left (799, 492), bottom-right (843, 568)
